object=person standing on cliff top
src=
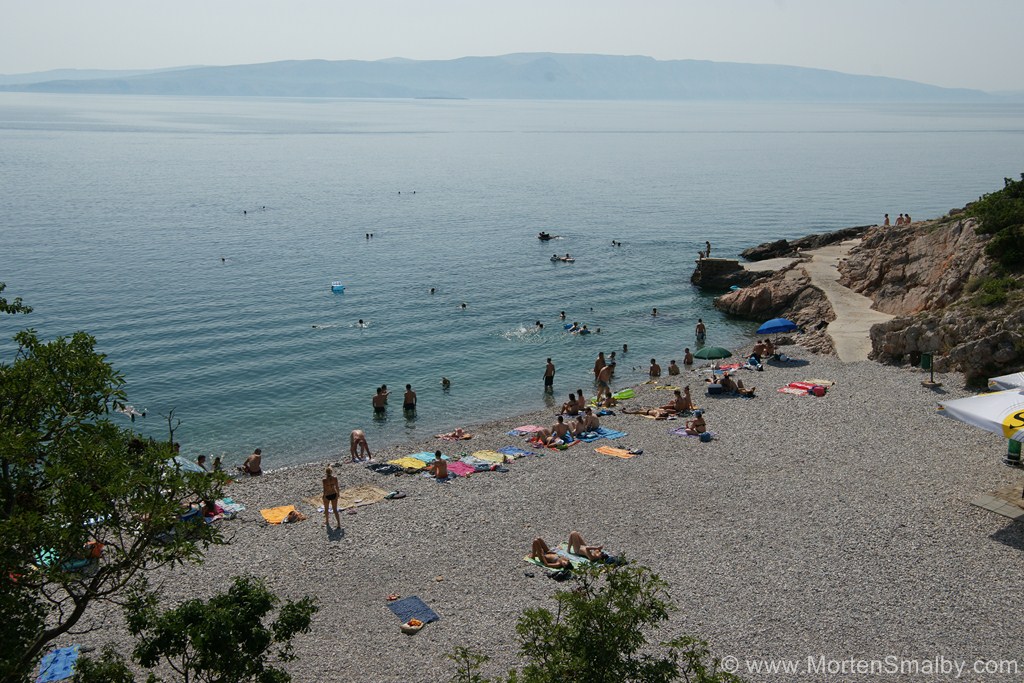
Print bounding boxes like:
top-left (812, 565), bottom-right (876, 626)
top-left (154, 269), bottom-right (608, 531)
top-left (883, 213), bottom-right (890, 227)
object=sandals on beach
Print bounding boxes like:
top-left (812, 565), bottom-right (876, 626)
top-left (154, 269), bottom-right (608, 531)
top-left (384, 491), bottom-right (407, 500)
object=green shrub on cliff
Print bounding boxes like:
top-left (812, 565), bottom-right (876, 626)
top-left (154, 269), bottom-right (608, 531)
top-left (967, 174), bottom-right (1024, 270)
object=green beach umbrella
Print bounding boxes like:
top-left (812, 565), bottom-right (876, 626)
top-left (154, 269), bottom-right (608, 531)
top-left (692, 346), bottom-right (732, 360)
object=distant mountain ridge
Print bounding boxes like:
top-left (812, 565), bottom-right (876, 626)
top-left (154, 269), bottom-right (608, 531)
top-left (0, 53), bottom-right (994, 102)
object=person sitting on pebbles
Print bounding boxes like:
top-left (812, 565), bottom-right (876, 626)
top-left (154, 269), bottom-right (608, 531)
top-left (659, 389), bottom-right (690, 414)
top-left (535, 416), bottom-right (571, 446)
top-left (720, 373), bottom-right (756, 397)
top-left (684, 410), bottom-right (707, 435)
top-left (531, 537), bottom-right (571, 569)
top-left (425, 451), bottom-right (449, 481)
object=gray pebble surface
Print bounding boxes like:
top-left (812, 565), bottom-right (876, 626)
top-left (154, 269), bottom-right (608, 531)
top-left (72, 349), bottom-right (1024, 682)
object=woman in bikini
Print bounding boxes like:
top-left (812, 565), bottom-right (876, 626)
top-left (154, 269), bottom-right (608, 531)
top-left (531, 538), bottom-right (571, 569)
top-left (322, 466), bottom-right (341, 527)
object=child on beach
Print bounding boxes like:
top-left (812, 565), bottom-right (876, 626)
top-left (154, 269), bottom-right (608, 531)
top-left (426, 451), bottom-right (449, 481)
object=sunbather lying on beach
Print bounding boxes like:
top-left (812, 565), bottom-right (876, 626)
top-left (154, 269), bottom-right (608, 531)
top-left (659, 389), bottom-right (692, 413)
top-left (435, 428), bottom-right (472, 440)
top-left (622, 407), bottom-right (677, 419)
top-left (567, 531), bottom-right (610, 562)
top-left (531, 537), bottom-right (571, 569)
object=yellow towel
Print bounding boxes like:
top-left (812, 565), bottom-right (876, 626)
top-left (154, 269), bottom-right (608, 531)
top-left (260, 505), bottom-right (296, 524)
top-left (471, 450), bottom-right (506, 463)
top-left (653, 385), bottom-right (680, 391)
top-left (387, 457), bottom-right (426, 471)
top-left (595, 446), bottom-right (640, 459)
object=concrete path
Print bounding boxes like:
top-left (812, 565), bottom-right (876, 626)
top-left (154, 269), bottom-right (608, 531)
top-left (800, 239), bottom-right (893, 362)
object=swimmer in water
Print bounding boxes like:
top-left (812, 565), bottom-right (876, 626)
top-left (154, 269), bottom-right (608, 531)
top-left (441, 377), bottom-right (451, 388)
top-left (652, 308), bottom-right (658, 317)
top-left (460, 303), bottom-right (467, 309)
top-left (560, 311), bottom-right (566, 320)
top-left (430, 287), bottom-right (436, 294)
top-left (357, 319), bottom-right (367, 328)
top-left (536, 320), bottom-right (544, 329)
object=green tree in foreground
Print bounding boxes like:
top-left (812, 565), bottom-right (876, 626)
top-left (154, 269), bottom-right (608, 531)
top-left (0, 289), bottom-right (224, 683)
top-left (449, 562), bottom-right (745, 683)
top-left (73, 575), bottom-right (318, 683)
top-left (967, 173), bottom-right (1024, 270)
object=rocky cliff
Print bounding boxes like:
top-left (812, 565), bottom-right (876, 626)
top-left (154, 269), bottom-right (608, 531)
top-left (717, 215), bottom-right (1023, 384)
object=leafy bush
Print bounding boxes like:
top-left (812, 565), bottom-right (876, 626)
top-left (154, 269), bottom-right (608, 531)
top-left (450, 562), bottom-right (744, 683)
top-left (969, 276), bottom-right (1021, 307)
top-left (967, 174), bottom-right (1024, 270)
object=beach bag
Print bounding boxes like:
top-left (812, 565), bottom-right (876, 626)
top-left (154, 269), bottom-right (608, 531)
top-left (699, 432), bottom-right (712, 442)
top-left (811, 385), bottom-right (827, 397)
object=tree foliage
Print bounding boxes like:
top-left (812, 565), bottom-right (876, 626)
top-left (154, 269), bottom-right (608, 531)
top-left (967, 173), bottom-right (1024, 270)
top-left (74, 576), bottom-right (318, 683)
top-left (450, 562), bottom-right (744, 683)
top-left (0, 295), bottom-right (224, 683)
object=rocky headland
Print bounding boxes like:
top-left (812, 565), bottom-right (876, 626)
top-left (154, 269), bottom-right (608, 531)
top-left (709, 214), bottom-right (1024, 384)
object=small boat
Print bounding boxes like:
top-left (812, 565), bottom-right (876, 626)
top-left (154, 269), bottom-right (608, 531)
top-left (331, 281), bottom-right (346, 292)
top-left (550, 255), bottom-right (576, 263)
top-left (538, 231), bottom-right (559, 241)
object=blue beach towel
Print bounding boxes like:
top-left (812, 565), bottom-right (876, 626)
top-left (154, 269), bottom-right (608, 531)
top-left (387, 596), bottom-right (441, 624)
top-left (595, 426), bottom-right (627, 439)
top-left (498, 446), bottom-right (535, 458)
top-left (37, 646), bottom-right (78, 683)
top-left (409, 451), bottom-right (449, 464)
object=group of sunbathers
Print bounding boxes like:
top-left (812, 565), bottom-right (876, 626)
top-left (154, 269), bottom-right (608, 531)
top-left (531, 531), bottom-right (616, 569)
top-left (532, 407), bottom-right (601, 446)
top-left (621, 387), bottom-right (695, 420)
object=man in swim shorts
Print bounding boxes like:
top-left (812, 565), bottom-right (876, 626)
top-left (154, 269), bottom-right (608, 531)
top-left (372, 388), bottom-right (387, 416)
top-left (596, 363), bottom-right (613, 400)
top-left (649, 359), bottom-right (662, 378)
top-left (668, 360), bottom-right (680, 376)
top-left (403, 384), bottom-right (417, 411)
top-left (240, 448), bottom-right (262, 476)
top-left (544, 358), bottom-right (555, 393)
top-left (695, 319), bottom-right (706, 342)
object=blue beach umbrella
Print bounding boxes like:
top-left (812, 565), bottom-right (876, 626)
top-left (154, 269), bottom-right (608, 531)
top-left (757, 317), bottom-right (798, 335)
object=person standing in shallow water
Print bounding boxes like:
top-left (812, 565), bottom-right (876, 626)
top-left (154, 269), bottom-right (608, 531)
top-left (695, 319), bottom-right (706, 343)
top-left (403, 384), bottom-right (417, 412)
top-left (544, 358), bottom-right (555, 393)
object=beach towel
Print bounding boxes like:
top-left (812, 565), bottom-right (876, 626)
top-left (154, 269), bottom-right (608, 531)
top-left (507, 424), bottom-right (545, 436)
top-left (447, 461), bottom-right (476, 477)
top-left (594, 426), bottom-right (627, 439)
top-left (471, 450), bottom-right (506, 463)
top-left (259, 505), bottom-right (296, 525)
top-left (594, 446), bottom-right (641, 459)
top-left (596, 409), bottom-right (616, 416)
top-left (409, 451), bottom-right (449, 464)
top-left (387, 596), bottom-right (440, 625)
top-left (612, 388), bottom-right (635, 400)
top-left (366, 462), bottom-right (402, 475)
top-left (497, 446), bottom-right (535, 458)
top-left (387, 457), bottom-right (427, 471)
top-left (653, 385), bottom-right (679, 391)
top-left (777, 386), bottom-right (808, 395)
top-left (668, 427), bottom-right (718, 438)
top-left (805, 378), bottom-right (835, 387)
top-left (217, 497), bottom-right (245, 516)
top-left (435, 432), bottom-right (473, 441)
top-left (576, 431), bottom-right (603, 442)
top-left (37, 646), bottom-right (78, 683)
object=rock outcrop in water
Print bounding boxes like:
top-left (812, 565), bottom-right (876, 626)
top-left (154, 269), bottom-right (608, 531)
top-left (719, 213), bottom-right (1024, 384)
top-left (740, 225), bottom-right (870, 261)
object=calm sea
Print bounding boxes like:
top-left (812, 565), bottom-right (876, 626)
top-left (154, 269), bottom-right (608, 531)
top-left (2, 94), bottom-right (1023, 467)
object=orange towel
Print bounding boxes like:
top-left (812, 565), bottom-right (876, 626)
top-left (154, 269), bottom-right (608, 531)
top-left (260, 505), bottom-right (296, 524)
top-left (595, 446), bottom-right (640, 459)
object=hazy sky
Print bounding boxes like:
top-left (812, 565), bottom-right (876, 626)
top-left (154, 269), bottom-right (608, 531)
top-left (3, 0), bottom-right (1023, 91)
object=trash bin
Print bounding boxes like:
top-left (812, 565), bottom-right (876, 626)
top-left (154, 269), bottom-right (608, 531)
top-left (920, 352), bottom-right (933, 371)
top-left (1008, 438), bottom-right (1022, 465)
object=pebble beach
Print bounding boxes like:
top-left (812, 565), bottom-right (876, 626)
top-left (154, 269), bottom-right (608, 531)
top-left (76, 349), bottom-right (1024, 682)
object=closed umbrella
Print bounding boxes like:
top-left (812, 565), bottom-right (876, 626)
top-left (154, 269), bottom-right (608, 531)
top-left (692, 346), bottom-right (732, 360)
top-left (757, 317), bottom-right (798, 335)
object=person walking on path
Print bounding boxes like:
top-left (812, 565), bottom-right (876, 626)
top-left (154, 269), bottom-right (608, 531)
top-left (544, 358), bottom-right (556, 393)
top-left (322, 466), bottom-right (341, 527)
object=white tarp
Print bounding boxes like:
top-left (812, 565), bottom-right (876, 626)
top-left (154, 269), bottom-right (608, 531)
top-left (938, 389), bottom-right (1024, 442)
top-left (988, 372), bottom-right (1024, 391)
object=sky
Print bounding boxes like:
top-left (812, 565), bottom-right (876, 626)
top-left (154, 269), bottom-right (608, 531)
top-left (2, 0), bottom-right (1023, 92)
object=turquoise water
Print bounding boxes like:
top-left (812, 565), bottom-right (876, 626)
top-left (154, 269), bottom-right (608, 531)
top-left (3, 94), bottom-right (1023, 466)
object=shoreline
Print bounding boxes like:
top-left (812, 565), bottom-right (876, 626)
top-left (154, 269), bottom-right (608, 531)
top-left (71, 348), bottom-right (1024, 682)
